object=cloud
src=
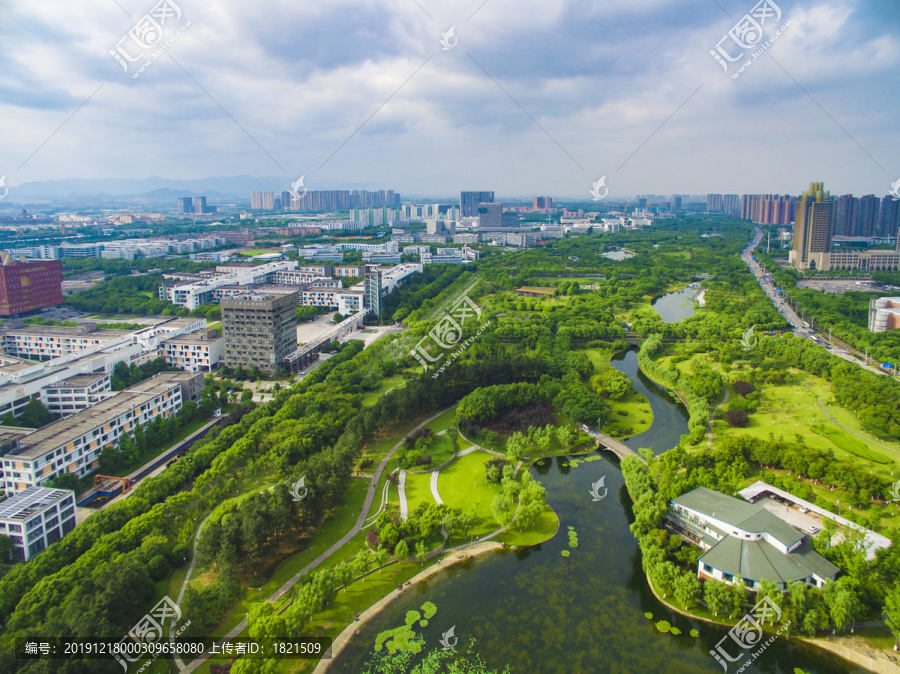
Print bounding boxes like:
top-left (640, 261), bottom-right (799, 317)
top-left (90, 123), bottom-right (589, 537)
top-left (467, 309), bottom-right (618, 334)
top-left (0, 0), bottom-right (896, 197)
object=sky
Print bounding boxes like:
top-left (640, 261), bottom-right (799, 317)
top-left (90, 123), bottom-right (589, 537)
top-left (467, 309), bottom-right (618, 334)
top-left (0, 0), bottom-right (898, 200)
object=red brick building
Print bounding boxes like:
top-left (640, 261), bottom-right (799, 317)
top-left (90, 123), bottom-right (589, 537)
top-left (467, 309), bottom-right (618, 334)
top-left (0, 256), bottom-right (63, 316)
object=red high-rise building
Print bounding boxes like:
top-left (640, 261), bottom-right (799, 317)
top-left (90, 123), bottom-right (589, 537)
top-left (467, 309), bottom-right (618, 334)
top-left (0, 256), bottom-right (63, 316)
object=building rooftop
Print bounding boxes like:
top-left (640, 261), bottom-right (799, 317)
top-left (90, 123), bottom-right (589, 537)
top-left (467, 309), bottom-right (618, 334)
top-left (673, 486), bottom-right (803, 549)
top-left (46, 373), bottom-right (108, 388)
top-left (0, 487), bottom-right (72, 521)
top-left (699, 537), bottom-right (839, 585)
top-left (4, 373), bottom-right (186, 460)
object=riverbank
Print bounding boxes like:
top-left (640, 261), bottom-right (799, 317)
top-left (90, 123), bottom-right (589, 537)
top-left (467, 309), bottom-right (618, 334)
top-left (314, 542), bottom-right (504, 673)
top-left (643, 563), bottom-right (899, 674)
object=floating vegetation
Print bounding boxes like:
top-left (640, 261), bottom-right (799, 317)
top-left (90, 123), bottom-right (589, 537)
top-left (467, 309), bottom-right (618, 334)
top-left (644, 612), bottom-right (653, 620)
top-left (690, 629), bottom-right (699, 638)
top-left (670, 627), bottom-right (681, 636)
top-left (656, 620), bottom-right (671, 633)
top-left (374, 602), bottom-right (438, 654)
top-left (561, 550), bottom-right (571, 557)
top-left (567, 528), bottom-right (579, 549)
top-left (584, 456), bottom-right (602, 462)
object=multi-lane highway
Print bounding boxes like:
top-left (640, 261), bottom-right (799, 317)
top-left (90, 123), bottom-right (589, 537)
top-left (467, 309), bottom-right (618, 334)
top-left (741, 228), bottom-right (890, 378)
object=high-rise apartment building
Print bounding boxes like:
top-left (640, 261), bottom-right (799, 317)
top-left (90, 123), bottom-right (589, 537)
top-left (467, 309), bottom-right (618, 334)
top-left (834, 195), bottom-right (858, 236)
top-left (194, 196), bottom-right (207, 214)
top-left (789, 182), bottom-right (834, 270)
top-left (723, 194), bottom-right (740, 215)
top-left (707, 194), bottom-right (724, 212)
top-left (250, 191), bottom-right (275, 210)
top-left (222, 291), bottom-right (298, 374)
top-left (880, 196), bottom-right (900, 239)
top-left (740, 195), bottom-right (794, 225)
top-left (533, 197), bottom-right (553, 209)
top-left (178, 197), bottom-right (193, 213)
top-left (856, 195), bottom-right (879, 238)
top-left (672, 195), bottom-right (683, 211)
top-left (0, 255), bottom-right (63, 317)
top-left (460, 191), bottom-right (494, 217)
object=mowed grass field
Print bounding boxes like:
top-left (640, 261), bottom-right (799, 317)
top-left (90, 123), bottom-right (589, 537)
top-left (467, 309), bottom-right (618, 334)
top-left (710, 373), bottom-right (900, 471)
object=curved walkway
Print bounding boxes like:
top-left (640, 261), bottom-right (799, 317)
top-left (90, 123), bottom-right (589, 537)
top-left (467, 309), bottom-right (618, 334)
top-left (429, 470), bottom-right (443, 505)
top-left (178, 406), bottom-right (456, 674)
top-left (801, 382), bottom-right (899, 455)
top-left (398, 470), bottom-right (409, 520)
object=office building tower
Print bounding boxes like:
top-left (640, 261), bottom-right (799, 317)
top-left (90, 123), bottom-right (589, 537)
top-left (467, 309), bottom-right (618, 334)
top-left (790, 182), bottom-right (834, 270)
top-left (250, 191), bottom-right (275, 210)
top-left (533, 197), bottom-right (553, 209)
top-left (281, 191), bottom-right (292, 211)
top-left (365, 271), bottom-right (382, 317)
top-left (461, 191), bottom-right (494, 217)
top-left (477, 203), bottom-right (503, 229)
top-left (672, 195), bottom-right (683, 211)
top-left (193, 196), bottom-right (207, 214)
top-left (222, 291), bottom-right (298, 374)
top-left (178, 197), bottom-right (193, 213)
top-left (0, 255), bottom-right (63, 316)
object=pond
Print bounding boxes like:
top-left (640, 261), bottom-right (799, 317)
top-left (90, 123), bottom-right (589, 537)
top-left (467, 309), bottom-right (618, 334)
top-left (652, 287), bottom-right (699, 323)
top-left (330, 355), bottom-right (863, 674)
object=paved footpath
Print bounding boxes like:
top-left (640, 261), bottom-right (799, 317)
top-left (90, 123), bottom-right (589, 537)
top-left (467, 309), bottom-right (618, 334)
top-left (178, 406), bottom-right (455, 673)
top-left (398, 470), bottom-right (409, 520)
top-left (430, 470), bottom-right (443, 505)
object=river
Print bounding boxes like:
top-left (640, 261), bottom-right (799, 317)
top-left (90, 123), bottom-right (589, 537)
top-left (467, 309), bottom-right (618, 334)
top-left (331, 352), bottom-right (865, 674)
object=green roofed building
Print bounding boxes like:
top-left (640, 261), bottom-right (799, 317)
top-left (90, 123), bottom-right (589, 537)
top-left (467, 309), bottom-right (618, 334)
top-left (667, 487), bottom-right (839, 591)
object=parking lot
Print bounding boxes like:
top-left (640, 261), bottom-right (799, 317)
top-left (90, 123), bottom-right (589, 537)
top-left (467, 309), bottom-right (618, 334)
top-left (753, 496), bottom-right (823, 536)
top-left (796, 278), bottom-right (883, 295)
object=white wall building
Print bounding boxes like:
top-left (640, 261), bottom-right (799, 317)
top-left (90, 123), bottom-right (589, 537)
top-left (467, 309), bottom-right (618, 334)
top-left (0, 487), bottom-right (76, 561)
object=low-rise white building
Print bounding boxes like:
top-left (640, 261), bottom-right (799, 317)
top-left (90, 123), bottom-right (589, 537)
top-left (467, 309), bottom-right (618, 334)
top-left (0, 487), bottom-right (76, 561)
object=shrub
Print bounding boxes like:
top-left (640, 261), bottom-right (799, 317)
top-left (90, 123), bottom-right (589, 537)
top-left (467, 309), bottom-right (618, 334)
top-left (723, 409), bottom-right (750, 428)
top-left (733, 380), bottom-right (755, 396)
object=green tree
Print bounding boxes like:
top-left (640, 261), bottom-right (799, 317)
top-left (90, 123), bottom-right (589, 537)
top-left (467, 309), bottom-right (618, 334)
top-left (0, 535), bottom-right (11, 562)
top-left (673, 571), bottom-right (700, 610)
top-left (240, 389), bottom-right (254, 404)
top-left (394, 539), bottom-right (409, 560)
top-left (18, 398), bottom-right (55, 428)
top-left (703, 579), bottom-right (731, 616)
top-left (415, 541), bottom-right (428, 568)
top-left (883, 582), bottom-right (900, 649)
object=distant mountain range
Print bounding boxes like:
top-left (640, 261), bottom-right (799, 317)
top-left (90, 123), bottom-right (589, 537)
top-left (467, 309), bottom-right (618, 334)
top-left (2, 176), bottom-right (415, 205)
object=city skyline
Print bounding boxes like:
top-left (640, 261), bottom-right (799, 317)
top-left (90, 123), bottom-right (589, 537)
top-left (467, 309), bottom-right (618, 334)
top-left (0, 0), bottom-right (898, 199)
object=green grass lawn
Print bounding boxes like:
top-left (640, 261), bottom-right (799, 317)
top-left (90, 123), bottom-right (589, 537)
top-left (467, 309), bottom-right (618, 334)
top-left (361, 374), bottom-right (405, 407)
top-left (110, 416), bottom-right (212, 478)
top-left (426, 407), bottom-right (460, 434)
top-left (604, 389), bottom-right (653, 439)
top-left (402, 471), bottom-right (434, 514)
top-left (437, 451), bottom-right (502, 539)
top-left (239, 248), bottom-right (281, 256)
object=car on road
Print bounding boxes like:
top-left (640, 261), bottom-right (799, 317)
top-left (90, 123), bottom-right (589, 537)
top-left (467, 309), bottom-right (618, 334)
top-left (809, 525), bottom-right (820, 534)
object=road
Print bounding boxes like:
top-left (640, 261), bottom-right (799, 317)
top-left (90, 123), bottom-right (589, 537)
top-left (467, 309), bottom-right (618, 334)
top-left (741, 229), bottom-right (889, 378)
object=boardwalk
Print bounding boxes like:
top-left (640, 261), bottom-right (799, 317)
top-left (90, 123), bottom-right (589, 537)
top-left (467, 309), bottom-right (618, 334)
top-left (583, 426), bottom-right (646, 463)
